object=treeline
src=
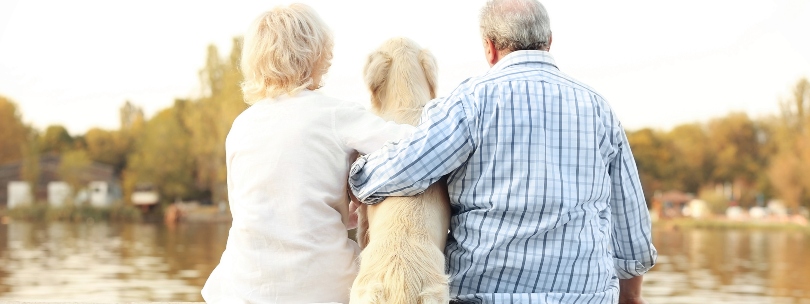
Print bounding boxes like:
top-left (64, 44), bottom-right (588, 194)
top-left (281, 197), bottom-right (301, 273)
top-left (627, 78), bottom-right (810, 211)
top-left (0, 37), bottom-right (809, 211)
top-left (0, 38), bottom-right (247, 206)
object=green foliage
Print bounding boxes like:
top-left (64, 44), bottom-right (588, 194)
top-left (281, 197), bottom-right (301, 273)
top-left (124, 107), bottom-right (196, 202)
top-left (6, 203), bottom-right (48, 221)
top-left (58, 149), bottom-right (92, 190)
top-left (666, 123), bottom-right (713, 193)
top-left (84, 127), bottom-right (132, 174)
top-left (39, 125), bottom-right (74, 154)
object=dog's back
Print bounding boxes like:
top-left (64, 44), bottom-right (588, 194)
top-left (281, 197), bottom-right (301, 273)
top-left (350, 37), bottom-right (452, 304)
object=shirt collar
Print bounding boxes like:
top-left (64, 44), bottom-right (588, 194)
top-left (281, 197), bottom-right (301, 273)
top-left (488, 50), bottom-right (558, 74)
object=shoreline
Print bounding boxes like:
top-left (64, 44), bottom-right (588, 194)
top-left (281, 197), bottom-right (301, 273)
top-left (654, 217), bottom-right (810, 233)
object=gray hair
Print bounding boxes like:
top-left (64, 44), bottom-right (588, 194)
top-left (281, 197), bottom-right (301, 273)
top-left (480, 0), bottom-right (551, 51)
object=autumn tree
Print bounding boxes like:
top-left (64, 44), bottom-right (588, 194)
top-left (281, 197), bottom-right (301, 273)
top-left (20, 135), bottom-right (41, 200)
top-left (84, 128), bottom-right (132, 174)
top-left (123, 105), bottom-right (196, 204)
top-left (39, 125), bottom-right (74, 154)
top-left (120, 100), bottom-right (145, 131)
top-left (0, 96), bottom-right (29, 165)
top-left (627, 128), bottom-right (673, 202)
top-left (768, 78), bottom-right (810, 210)
top-left (58, 149), bottom-right (92, 192)
top-left (664, 123), bottom-right (713, 194)
top-left (182, 38), bottom-right (246, 204)
top-left (704, 112), bottom-right (766, 206)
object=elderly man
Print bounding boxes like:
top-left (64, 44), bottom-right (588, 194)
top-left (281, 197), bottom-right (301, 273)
top-left (349, 0), bottom-right (656, 303)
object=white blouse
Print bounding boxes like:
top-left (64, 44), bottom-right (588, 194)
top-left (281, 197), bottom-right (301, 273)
top-left (202, 90), bottom-right (414, 304)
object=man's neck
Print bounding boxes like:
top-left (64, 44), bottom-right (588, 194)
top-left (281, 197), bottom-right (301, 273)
top-left (490, 48), bottom-right (550, 66)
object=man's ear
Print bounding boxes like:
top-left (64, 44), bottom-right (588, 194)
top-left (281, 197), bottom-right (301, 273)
top-left (363, 51), bottom-right (392, 109)
top-left (419, 49), bottom-right (439, 99)
top-left (484, 38), bottom-right (498, 67)
top-left (547, 33), bottom-right (552, 51)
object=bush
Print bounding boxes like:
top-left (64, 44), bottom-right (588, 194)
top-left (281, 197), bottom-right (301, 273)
top-left (6, 202), bottom-right (142, 222)
top-left (6, 203), bottom-right (48, 221)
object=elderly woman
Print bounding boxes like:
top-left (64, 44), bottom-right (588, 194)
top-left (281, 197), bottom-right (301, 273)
top-left (201, 4), bottom-right (413, 303)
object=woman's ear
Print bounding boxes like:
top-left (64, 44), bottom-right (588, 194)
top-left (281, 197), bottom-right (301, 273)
top-left (419, 49), bottom-right (439, 99)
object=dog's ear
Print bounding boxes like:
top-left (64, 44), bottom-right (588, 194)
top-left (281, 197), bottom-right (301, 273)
top-left (419, 49), bottom-right (439, 99)
top-left (363, 51), bottom-right (392, 97)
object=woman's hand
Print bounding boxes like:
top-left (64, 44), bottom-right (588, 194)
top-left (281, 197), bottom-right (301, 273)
top-left (346, 192), bottom-right (360, 229)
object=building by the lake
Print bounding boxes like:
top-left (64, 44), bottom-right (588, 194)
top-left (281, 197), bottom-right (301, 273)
top-left (0, 154), bottom-right (120, 208)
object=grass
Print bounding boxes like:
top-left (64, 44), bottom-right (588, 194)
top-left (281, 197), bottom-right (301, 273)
top-left (2, 202), bottom-right (142, 222)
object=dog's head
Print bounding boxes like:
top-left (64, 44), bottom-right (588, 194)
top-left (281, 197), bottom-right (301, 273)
top-left (363, 37), bottom-right (438, 122)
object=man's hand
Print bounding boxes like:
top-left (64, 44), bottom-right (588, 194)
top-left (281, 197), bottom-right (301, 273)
top-left (618, 275), bottom-right (646, 304)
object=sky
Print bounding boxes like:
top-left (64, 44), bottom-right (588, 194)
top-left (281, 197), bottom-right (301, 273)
top-left (1, 0), bottom-right (809, 135)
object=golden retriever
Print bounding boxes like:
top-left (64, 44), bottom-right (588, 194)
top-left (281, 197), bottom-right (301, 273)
top-left (350, 37), bottom-right (452, 304)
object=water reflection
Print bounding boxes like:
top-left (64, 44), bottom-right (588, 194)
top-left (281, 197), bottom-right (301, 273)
top-left (0, 222), bottom-right (808, 302)
top-left (0, 222), bottom-right (228, 302)
top-left (645, 226), bottom-right (810, 303)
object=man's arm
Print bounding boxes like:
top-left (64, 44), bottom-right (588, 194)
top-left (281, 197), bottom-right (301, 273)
top-left (608, 123), bottom-right (657, 299)
top-left (618, 275), bottom-right (646, 304)
top-left (349, 96), bottom-right (474, 204)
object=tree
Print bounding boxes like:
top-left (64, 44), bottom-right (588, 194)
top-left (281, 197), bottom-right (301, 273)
top-left (84, 128), bottom-right (131, 174)
top-left (20, 134), bottom-right (41, 201)
top-left (181, 39), bottom-right (246, 204)
top-left (768, 78), bottom-right (810, 209)
top-left (664, 123), bottom-right (712, 194)
top-left (705, 113), bottom-right (764, 205)
top-left (627, 128), bottom-right (672, 202)
top-left (39, 125), bottom-right (74, 154)
top-left (58, 149), bottom-right (91, 192)
top-left (123, 107), bottom-right (196, 204)
top-left (0, 96), bottom-right (29, 165)
top-left (120, 100), bottom-right (145, 131)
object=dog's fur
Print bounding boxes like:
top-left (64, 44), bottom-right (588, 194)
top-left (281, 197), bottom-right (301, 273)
top-left (350, 37), bottom-right (452, 304)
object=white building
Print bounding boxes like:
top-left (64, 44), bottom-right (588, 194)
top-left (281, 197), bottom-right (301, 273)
top-left (7, 181), bottom-right (32, 208)
top-left (47, 181), bottom-right (71, 207)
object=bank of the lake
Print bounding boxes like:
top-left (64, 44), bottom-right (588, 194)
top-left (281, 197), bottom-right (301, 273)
top-left (656, 217), bottom-right (810, 234)
top-left (1, 202), bottom-right (232, 224)
top-left (1, 203), bottom-right (142, 223)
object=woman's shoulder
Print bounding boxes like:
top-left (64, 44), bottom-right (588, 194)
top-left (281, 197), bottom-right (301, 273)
top-left (229, 91), bottom-right (370, 131)
top-left (304, 91), bottom-right (365, 109)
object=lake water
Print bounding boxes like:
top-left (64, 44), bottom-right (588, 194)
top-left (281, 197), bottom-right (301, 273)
top-left (0, 222), bottom-right (808, 303)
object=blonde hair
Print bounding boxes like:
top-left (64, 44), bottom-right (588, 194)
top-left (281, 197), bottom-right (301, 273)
top-left (240, 3), bottom-right (334, 104)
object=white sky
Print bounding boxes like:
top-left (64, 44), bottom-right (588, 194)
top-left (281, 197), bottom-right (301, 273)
top-left (1, 0), bottom-right (809, 135)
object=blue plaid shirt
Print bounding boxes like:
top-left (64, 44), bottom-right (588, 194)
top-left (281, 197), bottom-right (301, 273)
top-left (349, 51), bottom-right (656, 303)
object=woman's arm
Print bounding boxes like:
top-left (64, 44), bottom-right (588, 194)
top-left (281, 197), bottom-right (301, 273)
top-left (333, 103), bottom-right (415, 155)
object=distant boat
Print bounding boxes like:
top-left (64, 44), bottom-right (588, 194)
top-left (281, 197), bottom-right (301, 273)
top-left (131, 183), bottom-right (159, 212)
